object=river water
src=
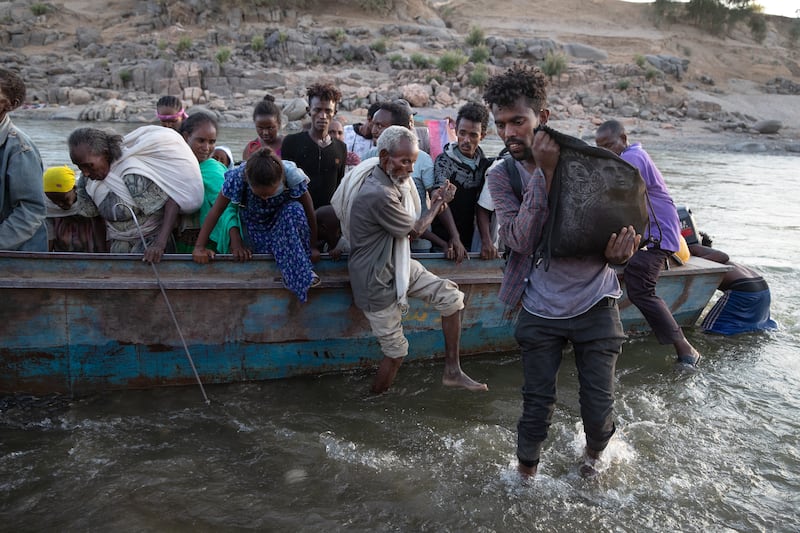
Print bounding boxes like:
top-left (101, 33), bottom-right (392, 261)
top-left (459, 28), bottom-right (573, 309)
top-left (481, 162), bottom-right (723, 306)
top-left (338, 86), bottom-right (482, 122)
top-left (2, 118), bottom-right (798, 532)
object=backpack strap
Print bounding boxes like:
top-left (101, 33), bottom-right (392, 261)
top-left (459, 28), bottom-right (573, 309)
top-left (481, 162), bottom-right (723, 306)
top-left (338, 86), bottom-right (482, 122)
top-left (503, 154), bottom-right (523, 203)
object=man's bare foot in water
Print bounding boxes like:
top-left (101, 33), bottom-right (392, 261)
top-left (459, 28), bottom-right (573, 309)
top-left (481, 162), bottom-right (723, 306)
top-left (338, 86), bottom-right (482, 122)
top-left (442, 369), bottom-right (488, 391)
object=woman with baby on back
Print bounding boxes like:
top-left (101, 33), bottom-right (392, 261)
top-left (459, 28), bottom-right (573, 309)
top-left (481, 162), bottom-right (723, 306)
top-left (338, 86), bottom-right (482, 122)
top-left (192, 147), bottom-right (321, 303)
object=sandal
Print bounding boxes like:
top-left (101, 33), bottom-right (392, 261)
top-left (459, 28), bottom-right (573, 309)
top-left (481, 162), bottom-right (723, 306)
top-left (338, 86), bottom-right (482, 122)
top-left (677, 351), bottom-right (701, 367)
top-left (278, 272), bottom-right (321, 290)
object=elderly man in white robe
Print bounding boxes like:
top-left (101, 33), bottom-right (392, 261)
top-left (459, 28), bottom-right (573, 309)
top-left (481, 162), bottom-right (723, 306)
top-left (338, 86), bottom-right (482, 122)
top-left (345, 125), bottom-right (488, 394)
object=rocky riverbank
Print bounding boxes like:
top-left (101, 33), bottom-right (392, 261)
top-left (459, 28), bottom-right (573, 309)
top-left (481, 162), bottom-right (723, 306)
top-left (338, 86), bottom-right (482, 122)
top-left (3, 0), bottom-right (799, 154)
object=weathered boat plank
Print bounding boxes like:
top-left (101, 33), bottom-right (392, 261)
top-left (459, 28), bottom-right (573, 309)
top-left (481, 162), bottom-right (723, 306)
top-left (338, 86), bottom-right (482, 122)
top-left (0, 251), bottom-right (729, 395)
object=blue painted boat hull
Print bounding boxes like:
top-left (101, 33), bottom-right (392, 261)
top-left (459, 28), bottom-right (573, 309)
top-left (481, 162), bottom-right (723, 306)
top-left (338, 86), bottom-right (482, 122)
top-left (0, 252), bottom-right (729, 395)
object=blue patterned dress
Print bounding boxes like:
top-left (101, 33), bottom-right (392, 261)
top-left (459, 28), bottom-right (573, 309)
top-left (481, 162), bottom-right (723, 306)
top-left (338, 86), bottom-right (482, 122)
top-left (222, 162), bottom-right (313, 302)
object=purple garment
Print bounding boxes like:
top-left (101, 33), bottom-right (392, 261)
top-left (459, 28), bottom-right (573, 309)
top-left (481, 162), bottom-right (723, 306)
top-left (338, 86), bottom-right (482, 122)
top-left (620, 143), bottom-right (681, 253)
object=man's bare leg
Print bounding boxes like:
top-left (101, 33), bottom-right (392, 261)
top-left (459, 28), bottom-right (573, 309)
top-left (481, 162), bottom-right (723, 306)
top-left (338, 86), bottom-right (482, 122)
top-left (674, 336), bottom-right (701, 366)
top-left (371, 356), bottom-right (403, 394)
top-left (441, 310), bottom-right (488, 391)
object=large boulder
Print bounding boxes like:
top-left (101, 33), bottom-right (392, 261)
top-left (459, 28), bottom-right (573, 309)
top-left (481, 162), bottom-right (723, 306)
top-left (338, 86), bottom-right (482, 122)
top-left (79, 99), bottom-right (128, 121)
top-left (752, 119), bottom-right (782, 134)
top-left (281, 97), bottom-right (309, 121)
top-left (563, 43), bottom-right (607, 61)
top-left (76, 27), bottom-right (101, 50)
top-left (68, 88), bottom-right (92, 105)
top-left (728, 141), bottom-right (767, 153)
top-left (400, 83), bottom-right (431, 107)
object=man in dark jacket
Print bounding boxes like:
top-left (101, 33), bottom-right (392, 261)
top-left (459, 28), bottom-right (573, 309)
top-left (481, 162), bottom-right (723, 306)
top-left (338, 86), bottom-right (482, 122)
top-left (431, 102), bottom-right (497, 262)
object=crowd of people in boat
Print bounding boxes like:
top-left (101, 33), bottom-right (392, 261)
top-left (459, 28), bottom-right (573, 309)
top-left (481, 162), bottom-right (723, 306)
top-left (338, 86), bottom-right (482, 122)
top-left (0, 65), bottom-right (778, 480)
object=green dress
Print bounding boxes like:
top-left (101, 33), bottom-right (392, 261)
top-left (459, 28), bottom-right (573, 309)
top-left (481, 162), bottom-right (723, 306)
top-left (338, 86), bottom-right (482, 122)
top-left (175, 158), bottom-right (239, 253)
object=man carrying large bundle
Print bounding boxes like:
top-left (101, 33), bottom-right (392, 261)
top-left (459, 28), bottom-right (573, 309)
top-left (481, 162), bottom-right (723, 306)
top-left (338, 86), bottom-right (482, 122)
top-left (484, 65), bottom-right (640, 480)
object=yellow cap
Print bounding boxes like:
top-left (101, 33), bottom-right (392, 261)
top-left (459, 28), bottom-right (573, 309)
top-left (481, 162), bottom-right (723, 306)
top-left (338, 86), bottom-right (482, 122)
top-left (43, 166), bottom-right (76, 193)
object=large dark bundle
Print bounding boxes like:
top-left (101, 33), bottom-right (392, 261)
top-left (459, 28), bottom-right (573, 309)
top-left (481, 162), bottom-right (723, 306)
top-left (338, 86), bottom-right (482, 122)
top-left (535, 125), bottom-right (649, 267)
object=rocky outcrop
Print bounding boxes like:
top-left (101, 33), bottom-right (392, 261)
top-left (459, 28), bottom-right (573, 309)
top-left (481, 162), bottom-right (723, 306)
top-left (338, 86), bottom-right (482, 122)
top-left (3, 0), bottom-right (798, 155)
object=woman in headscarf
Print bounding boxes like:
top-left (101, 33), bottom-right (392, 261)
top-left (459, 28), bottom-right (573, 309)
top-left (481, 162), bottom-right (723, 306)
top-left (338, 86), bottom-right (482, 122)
top-left (175, 112), bottom-right (240, 254)
top-left (68, 125), bottom-right (204, 262)
top-left (155, 95), bottom-right (188, 131)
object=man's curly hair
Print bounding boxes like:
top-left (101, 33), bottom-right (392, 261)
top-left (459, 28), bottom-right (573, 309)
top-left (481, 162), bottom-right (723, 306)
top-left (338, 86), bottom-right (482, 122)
top-left (307, 82), bottom-right (342, 105)
top-left (483, 64), bottom-right (548, 112)
top-left (456, 101), bottom-right (490, 133)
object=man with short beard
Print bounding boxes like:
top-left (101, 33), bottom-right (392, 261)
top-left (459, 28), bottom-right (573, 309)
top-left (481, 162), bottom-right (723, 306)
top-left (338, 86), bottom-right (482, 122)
top-left (347, 125), bottom-right (488, 394)
top-left (431, 101), bottom-right (497, 262)
top-left (280, 82), bottom-right (347, 208)
top-left (484, 65), bottom-right (640, 481)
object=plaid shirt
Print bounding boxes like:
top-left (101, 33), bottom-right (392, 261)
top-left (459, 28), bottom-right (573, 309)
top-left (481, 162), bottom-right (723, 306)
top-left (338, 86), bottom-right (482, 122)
top-left (486, 158), bottom-right (549, 307)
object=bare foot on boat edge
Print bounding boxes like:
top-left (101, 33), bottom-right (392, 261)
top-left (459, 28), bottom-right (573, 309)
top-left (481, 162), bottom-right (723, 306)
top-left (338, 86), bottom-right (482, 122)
top-left (442, 370), bottom-right (488, 391)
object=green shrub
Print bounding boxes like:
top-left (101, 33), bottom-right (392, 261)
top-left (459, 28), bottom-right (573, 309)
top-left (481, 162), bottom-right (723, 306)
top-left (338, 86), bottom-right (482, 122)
top-left (426, 73), bottom-right (444, 84)
top-left (437, 51), bottom-right (467, 74)
top-left (652, 0), bottom-right (680, 25)
top-left (411, 52), bottom-right (432, 69)
top-left (356, 0), bottom-right (393, 13)
top-left (30, 3), bottom-right (49, 16)
top-left (328, 27), bottom-right (346, 44)
top-left (215, 47), bottom-right (232, 65)
top-left (685, 0), bottom-right (729, 35)
top-left (176, 36), bottom-right (192, 55)
top-left (540, 50), bottom-right (568, 78)
top-left (468, 64), bottom-right (489, 87)
top-left (634, 54), bottom-right (646, 68)
top-left (370, 38), bottom-right (387, 54)
top-left (616, 79), bottom-right (631, 90)
top-left (158, 39), bottom-right (168, 51)
top-left (251, 35), bottom-right (265, 52)
top-left (465, 25), bottom-right (485, 47)
top-left (119, 69), bottom-right (132, 84)
top-left (469, 45), bottom-right (490, 64)
top-left (645, 67), bottom-right (660, 81)
top-left (791, 19), bottom-right (800, 47)
top-left (388, 53), bottom-right (404, 64)
top-left (748, 13), bottom-right (767, 43)
top-left (278, 31), bottom-right (288, 44)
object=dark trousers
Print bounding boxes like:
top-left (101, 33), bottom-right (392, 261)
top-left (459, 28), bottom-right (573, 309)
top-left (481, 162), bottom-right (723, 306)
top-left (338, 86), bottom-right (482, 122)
top-left (624, 248), bottom-right (683, 345)
top-left (515, 298), bottom-right (625, 467)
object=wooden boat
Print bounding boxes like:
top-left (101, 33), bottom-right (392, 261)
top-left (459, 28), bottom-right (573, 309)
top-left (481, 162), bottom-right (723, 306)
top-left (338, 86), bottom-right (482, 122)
top-left (0, 251), bottom-right (730, 396)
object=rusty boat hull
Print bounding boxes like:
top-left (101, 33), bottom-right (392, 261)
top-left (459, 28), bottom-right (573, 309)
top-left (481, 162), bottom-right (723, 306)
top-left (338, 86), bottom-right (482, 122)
top-left (0, 251), bottom-right (730, 396)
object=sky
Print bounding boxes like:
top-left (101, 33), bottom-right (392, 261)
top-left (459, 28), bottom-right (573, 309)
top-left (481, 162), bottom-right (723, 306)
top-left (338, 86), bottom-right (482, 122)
top-left (756, 1), bottom-right (799, 18)
top-left (623, 1), bottom-right (799, 18)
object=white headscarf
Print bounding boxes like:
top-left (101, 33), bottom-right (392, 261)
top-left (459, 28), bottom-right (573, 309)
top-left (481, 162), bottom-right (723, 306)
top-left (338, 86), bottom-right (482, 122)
top-left (85, 125), bottom-right (203, 214)
top-left (392, 175), bottom-right (421, 315)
